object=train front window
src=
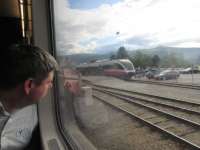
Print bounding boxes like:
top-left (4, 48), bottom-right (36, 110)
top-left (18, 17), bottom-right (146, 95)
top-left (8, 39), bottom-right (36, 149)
top-left (52, 0), bottom-right (200, 149)
top-left (113, 63), bottom-right (123, 69)
top-left (119, 60), bottom-right (134, 70)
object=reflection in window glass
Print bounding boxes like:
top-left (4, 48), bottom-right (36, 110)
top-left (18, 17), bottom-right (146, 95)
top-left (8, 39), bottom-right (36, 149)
top-left (53, 0), bottom-right (200, 149)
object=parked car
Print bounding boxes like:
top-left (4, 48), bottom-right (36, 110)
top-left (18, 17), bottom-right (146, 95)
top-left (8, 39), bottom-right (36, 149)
top-left (145, 68), bottom-right (160, 79)
top-left (133, 68), bottom-right (146, 78)
top-left (180, 67), bottom-right (200, 74)
top-left (154, 70), bottom-right (180, 80)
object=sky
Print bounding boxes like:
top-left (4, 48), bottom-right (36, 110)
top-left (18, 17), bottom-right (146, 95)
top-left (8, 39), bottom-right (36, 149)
top-left (53, 0), bottom-right (200, 55)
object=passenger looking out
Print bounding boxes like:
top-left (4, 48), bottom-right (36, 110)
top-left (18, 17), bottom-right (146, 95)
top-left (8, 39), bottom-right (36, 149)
top-left (0, 44), bottom-right (81, 150)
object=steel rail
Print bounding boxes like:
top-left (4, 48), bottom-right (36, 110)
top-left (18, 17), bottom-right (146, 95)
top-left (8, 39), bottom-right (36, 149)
top-left (93, 94), bottom-right (200, 150)
top-left (94, 89), bottom-right (200, 128)
top-left (128, 79), bottom-right (200, 90)
top-left (94, 87), bottom-right (200, 115)
top-left (87, 82), bottom-right (200, 107)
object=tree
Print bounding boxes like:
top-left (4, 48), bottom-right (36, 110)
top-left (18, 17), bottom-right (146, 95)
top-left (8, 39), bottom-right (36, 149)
top-left (132, 51), bottom-right (152, 68)
top-left (196, 55), bottom-right (200, 64)
top-left (160, 52), bottom-right (190, 67)
top-left (117, 46), bottom-right (128, 59)
top-left (152, 55), bottom-right (160, 67)
top-left (110, 54), bottom-right (117, 60)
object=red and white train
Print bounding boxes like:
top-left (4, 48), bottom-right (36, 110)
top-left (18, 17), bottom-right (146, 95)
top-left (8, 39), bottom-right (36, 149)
top-left (76, 59), bottom-right (135, 79)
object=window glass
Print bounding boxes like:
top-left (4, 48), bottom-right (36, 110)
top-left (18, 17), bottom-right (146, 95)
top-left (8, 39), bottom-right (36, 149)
top-left (103, 64), bottom-right (112, 69)
top-left (113, 63), bottom-right (123, 69)
top-left (53, 0), bottom-right (200, 149)
top-left (119, 60), bottom-right (134, 70)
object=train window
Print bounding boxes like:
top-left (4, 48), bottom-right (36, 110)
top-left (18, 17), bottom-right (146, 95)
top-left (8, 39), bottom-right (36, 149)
top-left (120, 60), bottom-right (134, 70)
top-left (113, 63), bottom-right (123, 69)
top-left (102, 64), bottom-right (112, 69)
top-left (52, 0), bottom-right (200, 149)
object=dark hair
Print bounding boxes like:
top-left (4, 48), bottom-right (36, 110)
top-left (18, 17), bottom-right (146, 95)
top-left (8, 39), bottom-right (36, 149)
top-left (0, 44), bottom-right (59, 90)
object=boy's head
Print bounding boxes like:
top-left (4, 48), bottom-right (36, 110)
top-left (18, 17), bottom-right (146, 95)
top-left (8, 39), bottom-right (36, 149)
top-left (0, 44), bottom-right (59, 90)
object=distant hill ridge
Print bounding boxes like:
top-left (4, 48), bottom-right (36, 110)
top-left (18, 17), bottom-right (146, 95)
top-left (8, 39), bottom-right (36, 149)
top-left (63, 46), bottom-right (200, 64)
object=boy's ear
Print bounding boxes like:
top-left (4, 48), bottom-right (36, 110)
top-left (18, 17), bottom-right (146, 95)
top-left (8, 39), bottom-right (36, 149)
top-left (24, 79), bottom-right (34, 95)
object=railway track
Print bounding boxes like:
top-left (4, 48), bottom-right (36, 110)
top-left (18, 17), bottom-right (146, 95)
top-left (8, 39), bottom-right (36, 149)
top-left (128, 78), bottom-right (200, 90)
top-left (91, 85), bottom-right (200, 149)
top-left (84, 80), bottom-right (200, 105)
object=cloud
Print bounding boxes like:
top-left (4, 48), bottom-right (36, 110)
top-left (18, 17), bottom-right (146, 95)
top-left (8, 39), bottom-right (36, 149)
top-left (126, 35), bottom-right (156, 47)
top-left (54, 0), bottom-right (200, 55)
top-left (54, 1), bottom-right (110, 54)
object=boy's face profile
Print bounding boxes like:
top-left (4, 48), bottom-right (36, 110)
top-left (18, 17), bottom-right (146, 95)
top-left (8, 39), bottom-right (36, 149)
top-left (27, 71), bottom-right (54, 102)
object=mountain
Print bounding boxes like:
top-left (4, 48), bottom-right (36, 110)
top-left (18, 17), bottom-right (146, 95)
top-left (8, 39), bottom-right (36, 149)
top-left (63, 46), bottom-right (200, 64)
top-left (129, 46), bottom-right (200, 62)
